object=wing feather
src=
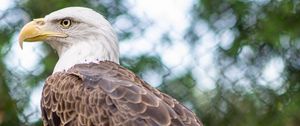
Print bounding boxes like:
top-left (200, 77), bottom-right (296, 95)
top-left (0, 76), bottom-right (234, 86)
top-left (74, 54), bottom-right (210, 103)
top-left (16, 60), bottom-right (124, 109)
top-left (41, 61), bottom-right (202, 126)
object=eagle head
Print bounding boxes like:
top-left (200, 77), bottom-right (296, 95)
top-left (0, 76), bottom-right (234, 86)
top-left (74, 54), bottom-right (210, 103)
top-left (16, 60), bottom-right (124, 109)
top-left (18, 7), bottom-right (119, 72)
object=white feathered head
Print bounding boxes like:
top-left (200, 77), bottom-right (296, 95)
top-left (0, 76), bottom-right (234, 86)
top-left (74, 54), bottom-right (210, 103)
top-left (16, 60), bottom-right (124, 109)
top-left (19, 7), bottom-right (119, 72)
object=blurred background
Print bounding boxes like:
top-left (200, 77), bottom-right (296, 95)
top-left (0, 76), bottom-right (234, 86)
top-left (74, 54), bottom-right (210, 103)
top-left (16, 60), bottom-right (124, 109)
top-left (0, 0), bottom-right (300, 126)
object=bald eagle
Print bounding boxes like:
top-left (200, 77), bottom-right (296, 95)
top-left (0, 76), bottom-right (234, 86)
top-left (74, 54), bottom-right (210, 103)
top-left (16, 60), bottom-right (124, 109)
top-left (18, 7), bottom-right (202, 126)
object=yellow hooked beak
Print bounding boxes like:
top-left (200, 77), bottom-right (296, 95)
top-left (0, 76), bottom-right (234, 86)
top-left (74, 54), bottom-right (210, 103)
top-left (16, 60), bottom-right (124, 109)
top-left (18, 18), bottom-right (68, 49)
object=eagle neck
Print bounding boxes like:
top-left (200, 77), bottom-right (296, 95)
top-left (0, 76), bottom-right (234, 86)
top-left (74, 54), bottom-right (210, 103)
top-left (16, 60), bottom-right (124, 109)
top-left (52, 37), bottom-right (119, 73)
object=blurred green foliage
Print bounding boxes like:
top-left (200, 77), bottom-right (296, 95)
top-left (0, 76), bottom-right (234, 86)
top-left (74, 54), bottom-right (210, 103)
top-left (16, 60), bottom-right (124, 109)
top-left (0, 0), bottom-right (300, 126)
top-left (183, 0), bottom-right (300, 125)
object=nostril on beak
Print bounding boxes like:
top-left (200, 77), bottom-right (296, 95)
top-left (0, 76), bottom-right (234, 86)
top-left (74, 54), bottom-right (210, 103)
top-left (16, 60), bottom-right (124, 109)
top-left (33, 18), bottom-right (45, 26)
top-left (36, 20), bottom-right (45, 25)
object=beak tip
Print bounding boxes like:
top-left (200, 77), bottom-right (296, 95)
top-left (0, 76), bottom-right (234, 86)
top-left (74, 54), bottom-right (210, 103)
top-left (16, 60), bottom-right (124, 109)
top-left (18, 36), bottom-right (23, 50)
top-left (18, 28), bottom-right (24, 50)
top-left (19, 41), bottom-right (23, 50)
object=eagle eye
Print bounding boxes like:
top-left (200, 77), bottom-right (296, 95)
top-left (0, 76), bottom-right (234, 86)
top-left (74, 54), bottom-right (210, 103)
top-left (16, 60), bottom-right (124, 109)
top-left (60, 19), bottom-right (72, 28)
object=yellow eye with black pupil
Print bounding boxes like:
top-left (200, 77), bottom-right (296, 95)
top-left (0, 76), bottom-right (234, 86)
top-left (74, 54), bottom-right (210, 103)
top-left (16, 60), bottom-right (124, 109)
top-left (60, 19), bottom-right (71, 28)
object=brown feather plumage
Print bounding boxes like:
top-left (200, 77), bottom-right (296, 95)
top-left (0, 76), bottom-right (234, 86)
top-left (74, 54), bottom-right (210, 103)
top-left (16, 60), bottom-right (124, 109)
top-left (41, 61), bottom-right (203, 126)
